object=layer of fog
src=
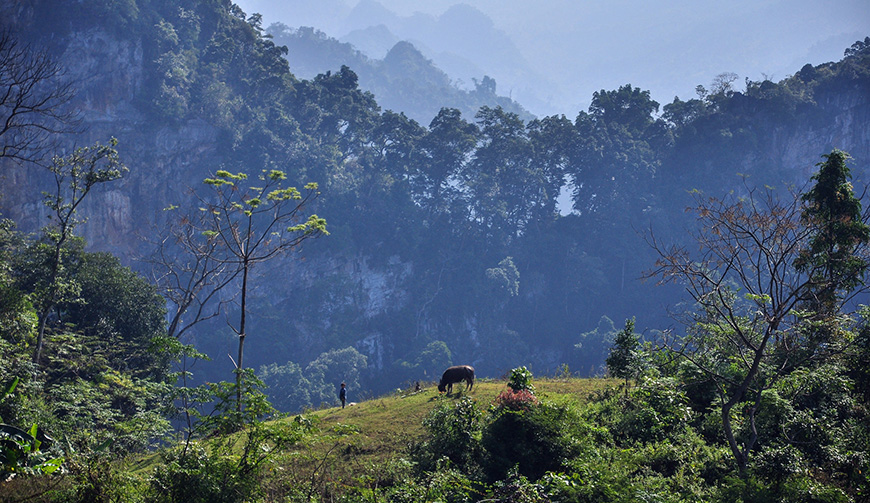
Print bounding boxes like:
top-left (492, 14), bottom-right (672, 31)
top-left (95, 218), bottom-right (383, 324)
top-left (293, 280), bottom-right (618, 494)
top-left (235, 0), bottom-right (868, 118)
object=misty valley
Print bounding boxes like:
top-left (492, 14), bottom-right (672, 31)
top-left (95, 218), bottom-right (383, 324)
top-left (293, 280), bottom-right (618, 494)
top-left (0, 1), bottom-right (869, 501)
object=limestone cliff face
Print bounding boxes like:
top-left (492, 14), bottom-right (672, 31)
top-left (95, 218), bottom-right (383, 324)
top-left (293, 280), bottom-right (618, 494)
top-left (769, 89), bottom-right (870, 179)
top-left (249, 251), bottom-right (416, 369)
top-left (0, 28), bottom-right (220, 260)
top-left (0, 15), bottom-right (419, 374)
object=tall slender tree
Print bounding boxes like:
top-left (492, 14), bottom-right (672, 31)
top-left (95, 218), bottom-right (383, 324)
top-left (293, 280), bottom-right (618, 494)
top-left (794, 149), bottom-right (870, 315)
top-left (195, 169), bottom-right (326, 412)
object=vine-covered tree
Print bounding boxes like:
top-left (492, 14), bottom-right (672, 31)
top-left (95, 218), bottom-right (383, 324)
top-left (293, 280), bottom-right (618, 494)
top-left (794, 149), bottom-right (870, 315)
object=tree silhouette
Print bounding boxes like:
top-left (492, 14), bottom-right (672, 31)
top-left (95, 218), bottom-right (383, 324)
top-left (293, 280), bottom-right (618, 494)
top-left (0, 31), bottom-right (78, 167)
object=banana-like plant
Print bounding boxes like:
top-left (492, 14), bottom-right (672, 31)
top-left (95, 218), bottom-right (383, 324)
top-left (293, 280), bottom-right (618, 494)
top-left (0, 377), bottom-right (64, 481)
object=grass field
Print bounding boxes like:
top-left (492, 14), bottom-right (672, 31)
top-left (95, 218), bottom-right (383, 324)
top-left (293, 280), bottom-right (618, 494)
top-left (128, 376), bottom-right (619, 499)
top-left (259, 377), bottom-right (619, 492)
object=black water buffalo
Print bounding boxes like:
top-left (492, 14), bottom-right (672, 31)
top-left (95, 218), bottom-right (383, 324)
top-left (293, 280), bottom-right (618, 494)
top-left (438, 365), bottom-right (475, 394)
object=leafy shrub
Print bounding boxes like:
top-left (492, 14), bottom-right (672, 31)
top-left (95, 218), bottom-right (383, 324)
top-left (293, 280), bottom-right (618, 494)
top-left (62, 452), bottom-right (145, 503)
top-left (643, 440), bottom-right (684, 477)
top-left (145, 445), bottom-right (257, 503)
top-left (543, 461), bottom-right (630, 503)
top-left (715, 473), bottom-right (850, 503)
top-left (413, 396), bottom-right (483, 474)
top-left (379, 458), bottom-right (475, 503)
top-left (47, 372), bottom-right (171, 454)
top-left (481, 402), bottom-right (581, 482)
top-left (591, 376), bottom-right (692, 444)
top-left (485, 466), bottom-right (549, 502)
top-left (494, 389), bottom-right (539, 411)
top-left (545, 431), bottom-right (728, 503)
top-left (196, 369), bottom-right (276, 435)
top-left (677, 360), bottom-right (718, 413)
top-left (145, 416), bottom-right (313, 503)
top-left (751, 444), bottom-right (804, 484)
top-left (507, 366), bottom-right (535, 394)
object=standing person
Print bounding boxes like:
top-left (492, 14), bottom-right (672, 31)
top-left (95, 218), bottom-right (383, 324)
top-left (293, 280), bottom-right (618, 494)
top-left (339, 382), bottom-right (347, 408)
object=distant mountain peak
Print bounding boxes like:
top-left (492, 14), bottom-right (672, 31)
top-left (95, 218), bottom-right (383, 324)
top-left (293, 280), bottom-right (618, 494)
top-left (384, 40), bottom-right (425, 63)
top-left (439, 3), bottom-right (494, 32)
top-left (340, 23), bottom-right (397, 59)
top-left (344, 0), bottom-right (403, 33)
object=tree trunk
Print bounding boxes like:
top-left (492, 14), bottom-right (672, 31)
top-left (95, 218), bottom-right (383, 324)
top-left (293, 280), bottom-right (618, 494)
top-left (236, 260), bottom-right (249, 412)
top-left (721, 399), bottom-right (747, 474)
top-left (721, 332), bottom-right (770, 476)
top-left (32, 240), bottom-right (64, 365)
top-left (33, 307), bottom-right (50, 364)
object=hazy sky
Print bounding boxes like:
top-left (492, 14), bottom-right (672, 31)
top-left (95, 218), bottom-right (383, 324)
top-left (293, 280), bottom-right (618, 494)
top-left (234, 0), bottom-right (870, 117)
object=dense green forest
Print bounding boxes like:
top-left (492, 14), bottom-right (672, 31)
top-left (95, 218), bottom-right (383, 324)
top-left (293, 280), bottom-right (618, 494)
top-left (0, 0), bottom-right (869, 500)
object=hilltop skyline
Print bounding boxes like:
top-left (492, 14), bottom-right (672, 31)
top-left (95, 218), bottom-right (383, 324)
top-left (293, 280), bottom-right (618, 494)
top-left (233, 0), bottom-right (869, 117)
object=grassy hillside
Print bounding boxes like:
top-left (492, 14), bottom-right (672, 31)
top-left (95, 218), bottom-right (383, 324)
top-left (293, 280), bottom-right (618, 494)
top-left (244, 377), bottom-right (614, 500)
top-left (13, 366), bottom-right (866, 501)
top-left (120, 377), bottom-right (616, 502)
top-left (274, 376), bottom-right (614, 465)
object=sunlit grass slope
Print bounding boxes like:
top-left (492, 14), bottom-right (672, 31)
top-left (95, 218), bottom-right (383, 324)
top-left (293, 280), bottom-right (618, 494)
top-left (266, 377), bottom-right (618, 485)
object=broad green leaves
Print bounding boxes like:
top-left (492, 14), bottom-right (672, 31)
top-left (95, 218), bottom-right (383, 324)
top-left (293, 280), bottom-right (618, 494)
top-left (0, 423), bottom-right (63, 478)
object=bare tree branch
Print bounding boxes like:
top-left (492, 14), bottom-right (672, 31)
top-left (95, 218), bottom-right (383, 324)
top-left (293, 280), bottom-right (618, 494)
top-left (644, 177), bottom-right (870, 474)
top-left (0, 31), bottom-right (79, 167)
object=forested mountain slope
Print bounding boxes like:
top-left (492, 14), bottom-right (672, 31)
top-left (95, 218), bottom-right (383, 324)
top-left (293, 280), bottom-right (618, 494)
top-left (267, 23), bottom-right (533, 125)
top-left (1, 0), bottom-right (869, 402)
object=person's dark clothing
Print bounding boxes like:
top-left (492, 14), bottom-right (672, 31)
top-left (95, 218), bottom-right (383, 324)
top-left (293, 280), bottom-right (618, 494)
top-left (339, 386), bottom-right (347, 408)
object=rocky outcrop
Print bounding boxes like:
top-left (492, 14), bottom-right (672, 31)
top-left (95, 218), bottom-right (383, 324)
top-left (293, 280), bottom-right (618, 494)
top-left (771, 89), bottom-right (870, 180)
top-left (0, 25), bottom-right (221, 261)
